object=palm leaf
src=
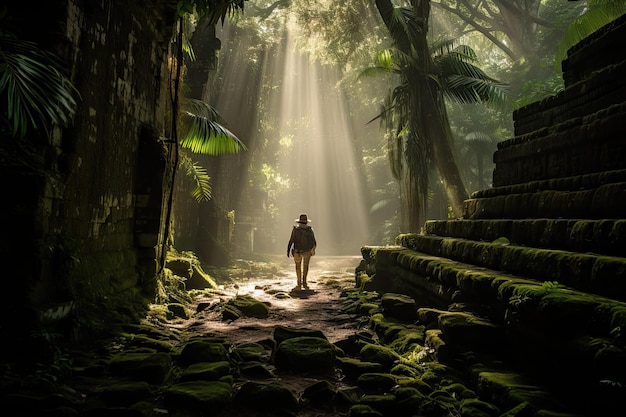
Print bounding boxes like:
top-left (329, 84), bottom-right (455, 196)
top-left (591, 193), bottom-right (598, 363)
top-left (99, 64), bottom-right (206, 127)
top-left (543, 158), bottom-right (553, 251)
top-left (444, 74), bottom-right (509, 108)
top-left (181, 153), bottom-right (212, 202)
top-left (189, 0), bottom-right (246, 24)
top-left (0, 37), bottom-right (79, 137)
top-left (555, 2), bottom-right (626, 68)
top-left (180, 98), bottom-right (247, 155)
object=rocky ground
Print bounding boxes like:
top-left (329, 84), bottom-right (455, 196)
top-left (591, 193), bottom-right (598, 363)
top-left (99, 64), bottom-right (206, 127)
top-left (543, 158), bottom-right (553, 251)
top-left (2, 255), bottom-right (378, 417)
top-left (2, 254), bottom-right (530, 417)
top-left (179, 255), bottom-right (365, 345)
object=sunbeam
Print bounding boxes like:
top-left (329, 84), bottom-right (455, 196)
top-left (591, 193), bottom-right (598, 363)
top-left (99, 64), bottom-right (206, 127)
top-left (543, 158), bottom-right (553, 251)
top-left (212, 16), bottom-right (371, 257)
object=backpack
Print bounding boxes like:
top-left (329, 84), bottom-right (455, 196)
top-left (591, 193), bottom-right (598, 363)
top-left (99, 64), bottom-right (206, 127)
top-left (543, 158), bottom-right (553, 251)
top-left (294, 226), bottom-right (315, 251)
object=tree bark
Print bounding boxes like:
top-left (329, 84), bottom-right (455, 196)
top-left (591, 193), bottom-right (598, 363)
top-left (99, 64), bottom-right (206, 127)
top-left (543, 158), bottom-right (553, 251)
top-left (376, 0), bottom-right (468, 222)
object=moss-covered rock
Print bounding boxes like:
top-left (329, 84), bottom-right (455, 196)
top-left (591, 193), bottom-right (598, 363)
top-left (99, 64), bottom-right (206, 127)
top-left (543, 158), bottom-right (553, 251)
top-left (100, 380), bottom-right (153, 407)
top-left (336, 356), bottom-right (384, 380)
top-left (224, 294), bottom-right (270, 319)
top-left (438, 312), bottom-right (503, 351)
top-left (348, 403), bottom-right (383, 417)
top-left (358, 343), bottom-right (401, 370)
top-left (163, 381), bottom-right (232, 412)
top-left (178, 339), bottom-right (230, 365)
top-left (180, 361), bottom-right (231, 382)
top-left (274, 336), bottom-right (336, 374)
top-left (359, 393), bottom-right (397, 415)
top-left (355, 373), bottom-right (397, 393)
top-left (167, 302), bottom-right (189, 319)
top-left (302, 380), bottom-right (337, 408)
top-left (108, 351), bottom-right (172, 384)
top-left (231, 342), bottom-right (271, 362)
top-left (459, 397), bottom-right (501, 417)
top-left (273, 325), bottom-right (327, 346)
top-left (380, 293), bottom-right (418, 322)
top-left (233, 381), bottom-right (299, 411)
top-left (238, 361), bottom-right (275, 379)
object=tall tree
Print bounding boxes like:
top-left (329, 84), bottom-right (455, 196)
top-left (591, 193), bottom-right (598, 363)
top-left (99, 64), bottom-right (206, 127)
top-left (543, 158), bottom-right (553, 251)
top-left (372, 0), bottom-right (507, 231)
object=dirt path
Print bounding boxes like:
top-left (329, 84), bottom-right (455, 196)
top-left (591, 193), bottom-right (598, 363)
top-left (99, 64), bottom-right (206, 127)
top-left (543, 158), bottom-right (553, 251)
top-left (174, 255), bottom-right (365, 345)
top-left (161, 255), bottom-right (366, 416)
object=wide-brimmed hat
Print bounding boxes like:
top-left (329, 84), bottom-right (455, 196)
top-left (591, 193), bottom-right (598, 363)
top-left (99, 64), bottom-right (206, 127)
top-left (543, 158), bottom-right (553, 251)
top-left (295, 213), bottom-right (311, 223)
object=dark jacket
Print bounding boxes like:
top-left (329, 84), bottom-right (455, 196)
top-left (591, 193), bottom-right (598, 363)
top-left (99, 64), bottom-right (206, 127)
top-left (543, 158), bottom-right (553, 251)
top-left (287, 223), bottom-right (317, 253)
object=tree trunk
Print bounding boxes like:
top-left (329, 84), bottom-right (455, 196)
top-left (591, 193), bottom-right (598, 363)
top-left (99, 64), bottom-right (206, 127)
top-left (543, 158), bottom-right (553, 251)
top-left (376, 0), bottom-right (468, 220)
top-left (422, 87), bottom-right (468, 218)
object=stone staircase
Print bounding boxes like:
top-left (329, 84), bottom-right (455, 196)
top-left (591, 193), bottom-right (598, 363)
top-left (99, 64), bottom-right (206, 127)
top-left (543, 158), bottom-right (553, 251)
top-left (358, 14), bottom-right (626, 417)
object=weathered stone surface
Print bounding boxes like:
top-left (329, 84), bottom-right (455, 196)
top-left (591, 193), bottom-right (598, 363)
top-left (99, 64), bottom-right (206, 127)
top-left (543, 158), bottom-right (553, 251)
top-left (358, 343), bottom-right (401, 370)
top-left (273, 324), bottom-right (328, 344)
top-left (355, 373), bottom-right (397, 393)
top-left (337, 356), bottom-right (384, 380)
top-left (167, 303), bottom-right (189, 319)
top-left (437, 312), bottom-right (503, 350)
top-left (163, 381), bottom-right (232, 412)
top-left (100, 381), bottom-right (153, 407)
top-left (302, 380), bottom-right (337, 408)
top-left (380, 293), bottom-right (418, 322)
top-left (233, 381), bottom-right (299, 411)
top-left (274, 336), bottom-right (336, 374)
top-left (178, 339), bottom-right (230, 365)
top-left (238, 361), bottom-right (275, 379)
top-left (232, 342), bottom-right (271, 362)
top-left (179, 361), bottom-right (231, 382)
top-left (223, 294), bottom-right (270, 319)
top-left (108, 351), bottom-right (172, 385)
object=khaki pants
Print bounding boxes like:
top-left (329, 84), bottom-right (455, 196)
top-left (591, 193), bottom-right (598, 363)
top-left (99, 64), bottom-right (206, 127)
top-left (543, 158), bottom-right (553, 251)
top-left (292, 249), bottom-right (313, 287)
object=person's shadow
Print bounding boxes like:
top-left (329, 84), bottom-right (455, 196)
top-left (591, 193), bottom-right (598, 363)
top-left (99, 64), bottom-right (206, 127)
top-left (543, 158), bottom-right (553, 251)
top-left (289, 287), bottom-right (315, 298)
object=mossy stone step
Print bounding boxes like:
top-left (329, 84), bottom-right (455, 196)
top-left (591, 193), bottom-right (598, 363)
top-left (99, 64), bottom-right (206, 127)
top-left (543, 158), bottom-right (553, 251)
top-left (462, 182), bottom-right (626, 220)
top-left (424, 218), bottom-right (626, 256)
top-left (361, 246), bottom-right (626, 340)
top-left (471, 168), bottom-right (626, 200)
top-left (396, 233), bottom-right (626, 300)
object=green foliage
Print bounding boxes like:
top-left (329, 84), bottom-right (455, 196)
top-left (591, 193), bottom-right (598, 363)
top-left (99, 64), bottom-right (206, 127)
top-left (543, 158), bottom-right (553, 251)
top-left (0, 8), bottom-right (79, 137)
top-left (177, 0), bottom-right (246, 24)
top-left (555, 0), bottom-right (626, 69)
top-left (181, 153), bottom-right (212, 202)
top-left (180, 99), bottom-right (247, 155)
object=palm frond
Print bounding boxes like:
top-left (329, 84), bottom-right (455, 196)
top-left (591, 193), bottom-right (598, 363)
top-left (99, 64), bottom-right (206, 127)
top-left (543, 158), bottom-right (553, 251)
top-left (181, 153), bottom-right (212, 202)
top-left (430, 38), bottom-right (458, 58)
top-left (444, 74), bottom-right (509, 108)
top-left (188, 0), bottom-right (246, 25)
top-left (180, 98), bottom-right (247, 155)
top-left (0, 37), bottom-right (79, 137)
top-left (555, 2), bottom-right (626, 68)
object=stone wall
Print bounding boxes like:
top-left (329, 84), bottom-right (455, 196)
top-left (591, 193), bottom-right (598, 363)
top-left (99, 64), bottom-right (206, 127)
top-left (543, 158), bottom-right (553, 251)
top-left (0, 0), bottom-right (176, 351)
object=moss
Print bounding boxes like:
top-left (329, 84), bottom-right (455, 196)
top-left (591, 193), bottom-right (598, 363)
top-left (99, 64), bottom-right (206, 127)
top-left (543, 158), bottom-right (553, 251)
top-left (164, 380), bottom-right (232, 410)
top-left (457, 270), bottom-right (498, 299)
top-left (348, 404), bottom-right (383, 417)
top-left (118, 332), bottom-right (175, 352)
top-left (359, 343), bottom-right (401, 369)
top-left (459, 397), bottom-right (500, 417)
top-left (440, 382), bottom-right (476, 399)
top-left (180, 361), bottom-right (231, 382)
top-left (387, 328), bottom-right (426, 354)
top-left (591, 256), bottom-right (626, 297)
top-left (224, 295), bottom-right (270, 319)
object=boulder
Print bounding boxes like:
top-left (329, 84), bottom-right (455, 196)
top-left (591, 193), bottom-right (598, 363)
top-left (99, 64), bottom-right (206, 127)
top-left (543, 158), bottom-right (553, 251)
top-left (233, 381), bottom-right (299, 411)
top-left (381, 293), bottom-right (418, 322)
top-left (178, 339), bottom-right (230, 365)
top-left (274, 336), bottom-right (336, 374)
top-left (163, 381), bottom-right (232, 412)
